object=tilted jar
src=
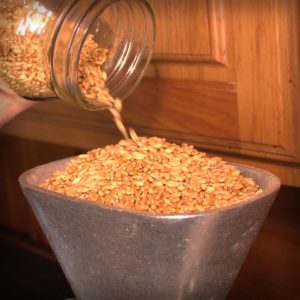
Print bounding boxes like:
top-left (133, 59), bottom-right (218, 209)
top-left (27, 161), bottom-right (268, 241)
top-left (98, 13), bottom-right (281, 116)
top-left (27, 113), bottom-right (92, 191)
top-left (0, 0), bottom-right (155, 109)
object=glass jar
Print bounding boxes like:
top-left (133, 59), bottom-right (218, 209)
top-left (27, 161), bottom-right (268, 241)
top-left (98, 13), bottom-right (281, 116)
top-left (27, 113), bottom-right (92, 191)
top-left (0, 0), bottom-right (155, 110)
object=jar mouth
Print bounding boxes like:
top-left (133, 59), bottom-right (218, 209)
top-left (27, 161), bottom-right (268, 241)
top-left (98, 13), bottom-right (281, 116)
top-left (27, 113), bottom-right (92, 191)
top-left (51, 0), bottom-right (155, 110)
top-left (102, 0), bottom-right (156, 100)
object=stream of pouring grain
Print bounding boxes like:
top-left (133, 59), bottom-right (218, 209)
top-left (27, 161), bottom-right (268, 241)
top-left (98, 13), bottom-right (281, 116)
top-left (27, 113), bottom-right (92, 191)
top-left (79, 34), bottom-right (137, 141)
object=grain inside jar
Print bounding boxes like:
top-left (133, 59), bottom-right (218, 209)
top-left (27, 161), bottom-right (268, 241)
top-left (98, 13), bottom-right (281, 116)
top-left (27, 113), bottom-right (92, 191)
top-left (0, 0), bottom-right (130, 138)
top-left (78, 33), bottom-right (130, 139)
top-left (0, 0), bottom-right (55, 98)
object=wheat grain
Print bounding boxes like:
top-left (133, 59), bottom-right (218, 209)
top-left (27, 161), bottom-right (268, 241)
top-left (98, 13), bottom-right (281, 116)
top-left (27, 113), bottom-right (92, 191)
top-left (40, 136), bottom-right (262, 214)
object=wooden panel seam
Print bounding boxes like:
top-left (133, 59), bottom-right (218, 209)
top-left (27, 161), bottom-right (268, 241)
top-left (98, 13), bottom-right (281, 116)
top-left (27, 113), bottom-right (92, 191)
top-left (151, 0), bottom-right (230, 66)
top-left (1, 110), bottom-right (298, 163)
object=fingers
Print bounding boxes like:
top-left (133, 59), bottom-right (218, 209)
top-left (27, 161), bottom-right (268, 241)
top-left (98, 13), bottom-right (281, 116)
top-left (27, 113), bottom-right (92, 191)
top-left (0, 77), bottom-right (37, 127)
top-left (0, 77), bottom-right (17, 96)
top-left (0, 76), bottom-right (36, 106)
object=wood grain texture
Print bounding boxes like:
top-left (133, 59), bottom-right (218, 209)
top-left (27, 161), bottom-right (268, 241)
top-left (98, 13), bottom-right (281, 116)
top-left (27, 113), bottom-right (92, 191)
top-left (0, 136), bottom-right (80, 245)
top-left (150, 0), bottom-right (211, 58)
top-left (230, 0), bottom-right (300, 164)
top-left (148, 0), bottom-right (300, 163)
top-left (147, 0), bottom-right (235, 81)
top-left (2, 124), bottom-right (300, 187)
top-left (217, 153), bottom-right (300, 188)
top-left (1, 78), bottom-right (239, 145)
top-left (149, 0), bottom-right (300, 164)
top-left (150, 0), bottom-right (233, 66)
top-left (276, 0), bottom-right (300, 159)
top-left (1, 74), bottom-right (298, 163)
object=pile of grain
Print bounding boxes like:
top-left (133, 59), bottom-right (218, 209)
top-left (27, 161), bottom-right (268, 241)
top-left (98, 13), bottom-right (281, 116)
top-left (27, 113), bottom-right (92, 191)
top-left (40, 136), bottom-right (262, 214)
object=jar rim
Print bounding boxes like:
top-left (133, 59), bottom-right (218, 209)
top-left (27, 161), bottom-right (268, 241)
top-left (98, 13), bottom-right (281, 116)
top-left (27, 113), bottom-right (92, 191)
top-left (50, 0), bottom-right (156, 110)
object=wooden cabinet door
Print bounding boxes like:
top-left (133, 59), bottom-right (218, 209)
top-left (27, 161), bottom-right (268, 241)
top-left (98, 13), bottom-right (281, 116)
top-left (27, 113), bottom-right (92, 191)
top-left (144, 0), bottom-right (300, 163)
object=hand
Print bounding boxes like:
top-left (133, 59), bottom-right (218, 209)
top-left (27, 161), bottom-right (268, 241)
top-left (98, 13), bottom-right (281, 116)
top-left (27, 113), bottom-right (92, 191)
top-left (0, 77), bottom-right (36, 128)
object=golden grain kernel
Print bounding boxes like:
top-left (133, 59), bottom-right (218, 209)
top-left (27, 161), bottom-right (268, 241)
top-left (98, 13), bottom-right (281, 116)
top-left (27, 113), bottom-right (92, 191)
top-left (164, 148), bottom-right (173, 154)
top-left (166, 182), bottom-right (178, 187)
top-left (129, 128), bottom-right (139, 142)
top-left (153, 181), bottom-right (163, 187)
top-left (206, 187), bottom-right (215, 193)
top-left (170, 192), bottom-right (182, 198)
top-left (133, 152), bottom-right (145, 160)
top-left (201, 184), bottom-right (207, 191)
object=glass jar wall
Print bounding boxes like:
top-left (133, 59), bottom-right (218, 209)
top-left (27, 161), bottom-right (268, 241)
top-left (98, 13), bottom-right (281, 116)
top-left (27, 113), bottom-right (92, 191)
top-left (0, 0), bottom-right (155, 109)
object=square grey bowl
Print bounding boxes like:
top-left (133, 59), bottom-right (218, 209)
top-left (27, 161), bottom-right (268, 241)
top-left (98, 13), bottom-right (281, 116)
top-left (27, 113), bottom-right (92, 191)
top-left (19, 158), bottom-right (280, 300)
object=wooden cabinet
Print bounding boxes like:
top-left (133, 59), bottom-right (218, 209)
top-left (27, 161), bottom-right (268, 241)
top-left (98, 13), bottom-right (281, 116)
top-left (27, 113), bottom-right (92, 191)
top-left (147, 0), bottom-right (300, 166)
top-left (2, 0), bottom-right (300, 187)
